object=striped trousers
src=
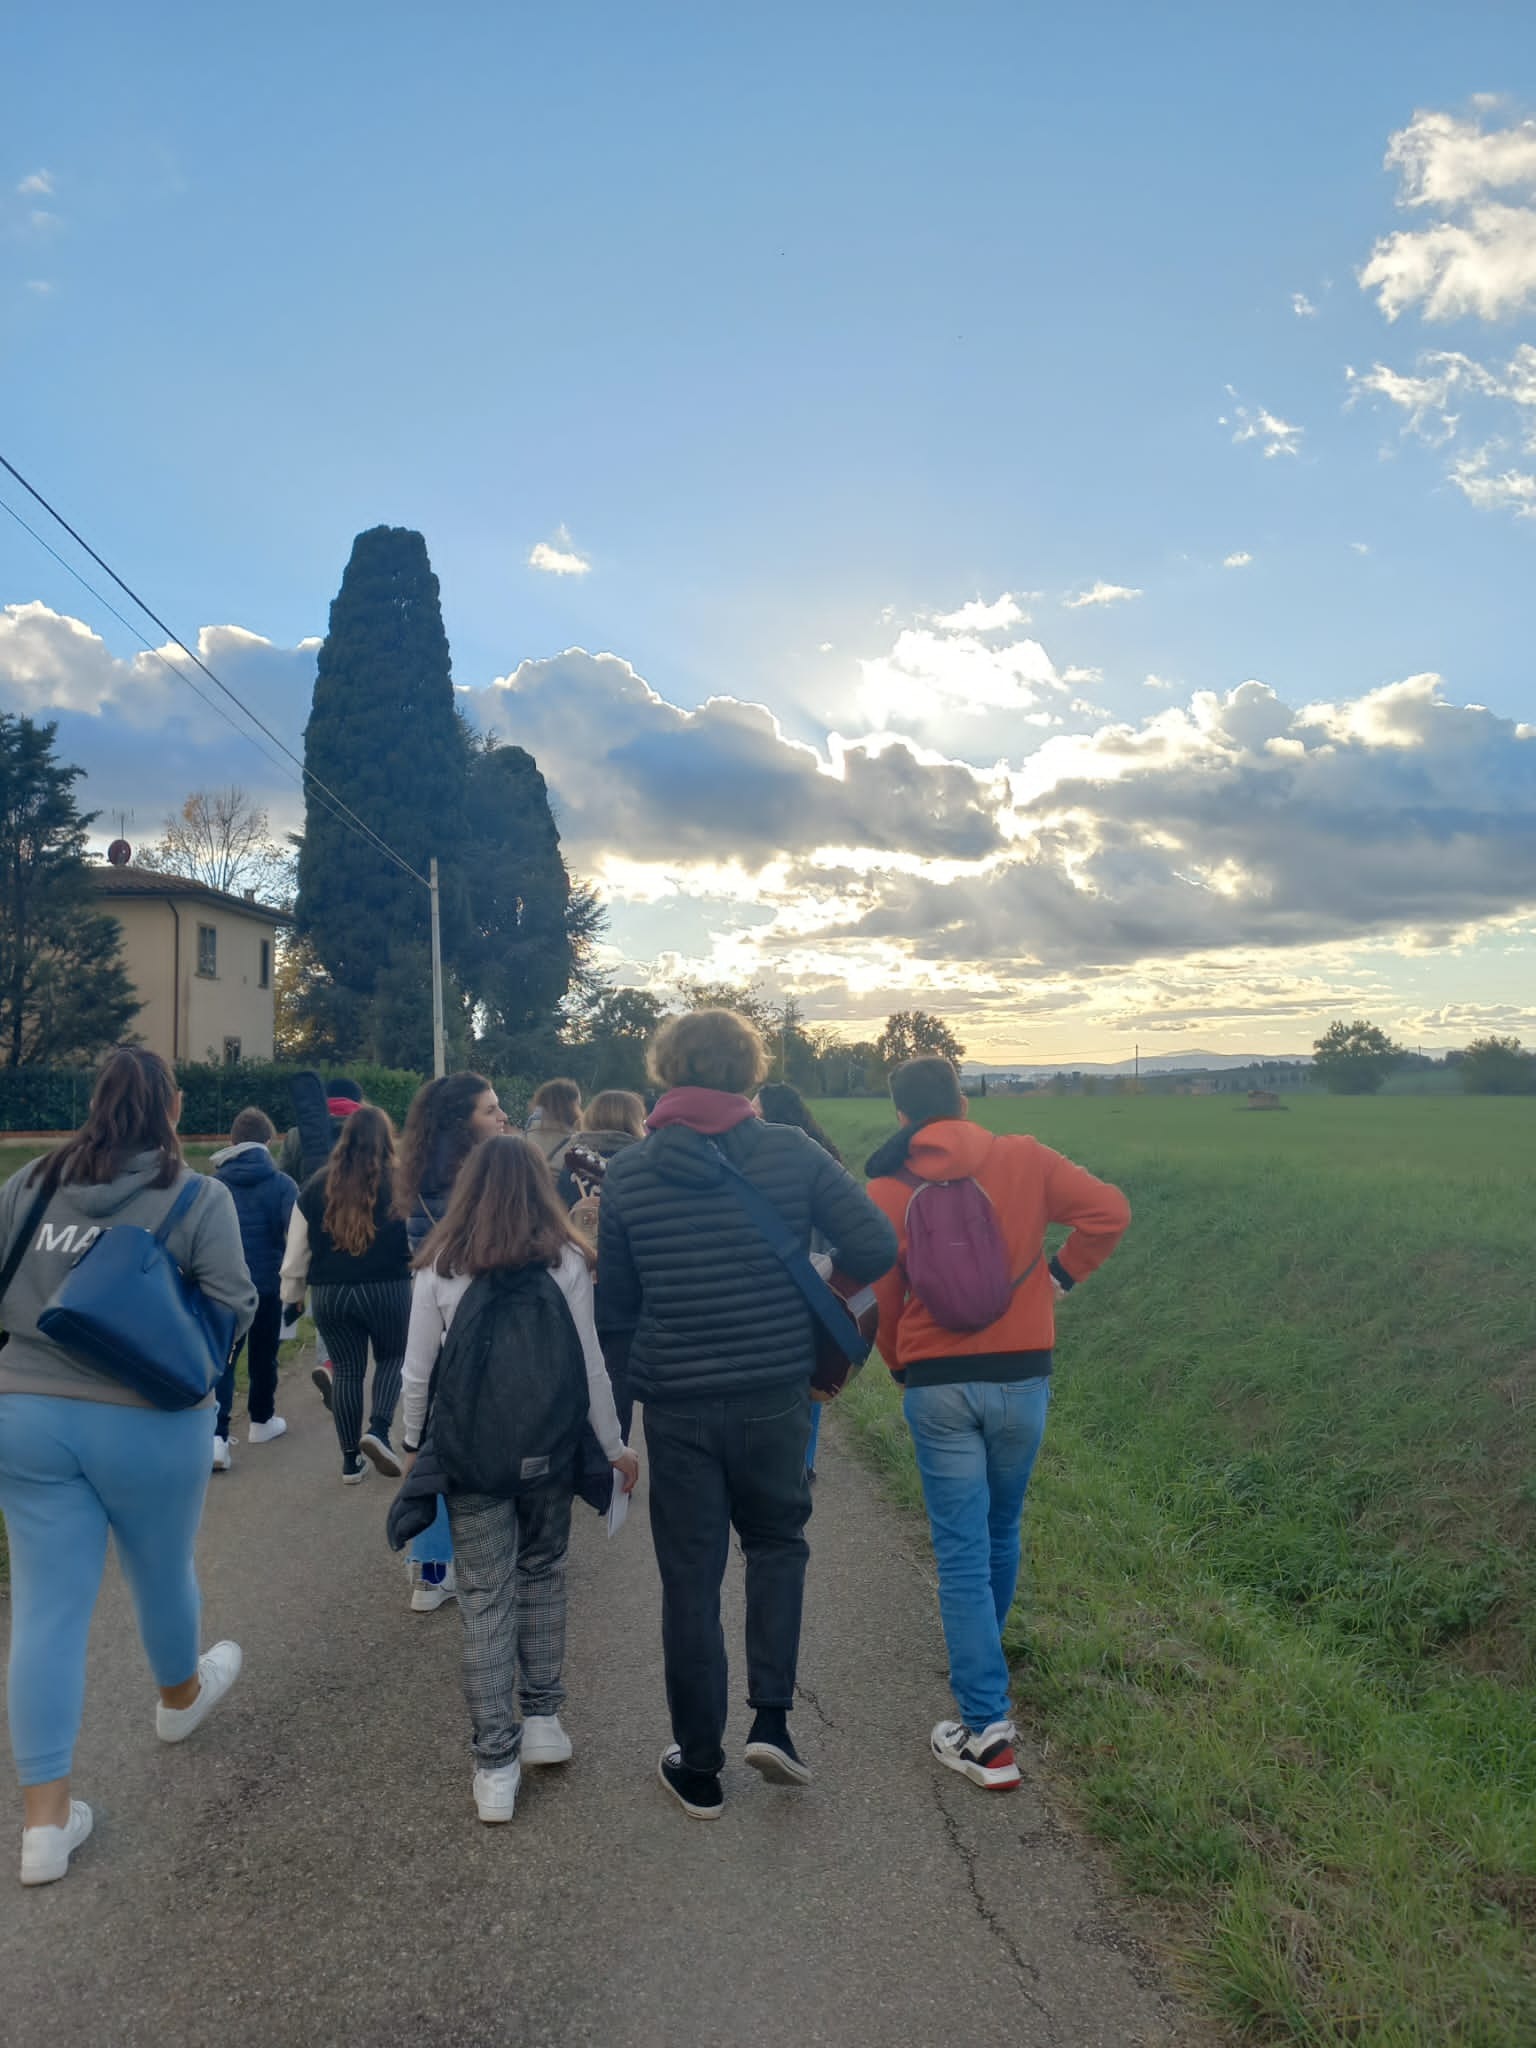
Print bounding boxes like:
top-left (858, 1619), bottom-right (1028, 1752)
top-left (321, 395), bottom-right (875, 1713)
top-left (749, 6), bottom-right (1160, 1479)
top-left (310, 1279), bottom-right (411, 1457)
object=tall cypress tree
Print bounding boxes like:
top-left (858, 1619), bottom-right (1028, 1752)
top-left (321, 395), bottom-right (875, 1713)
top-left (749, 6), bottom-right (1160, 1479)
top-left (459, 740), bottom-right (600, 1056)
top-left (296, 528), bottom-right (466, 999)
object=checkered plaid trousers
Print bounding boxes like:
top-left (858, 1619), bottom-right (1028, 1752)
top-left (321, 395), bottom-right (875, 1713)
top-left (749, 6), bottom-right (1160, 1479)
top-left (446, 1487), bottom-right (573, 1766)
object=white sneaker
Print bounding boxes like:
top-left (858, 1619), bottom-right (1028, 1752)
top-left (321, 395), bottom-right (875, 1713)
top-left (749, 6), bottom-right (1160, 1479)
top-left (156, 1642), bottom-right (243, 1744)
top-left (473, 1761), bottom-right (521, 1823)
top-left (930, 1717), bottom-right (1022, 1790)
top-left (521, 1715), bottom-right (573, 1766)
top-left (247, 1417), bottom-right (287, 1444)
top-left (211, 1436), bottom-right (232, 1472)
top-left (20, 1802), bottom-right (93, 1886)
top-left (409, 1561), bottom-right (457, 1613)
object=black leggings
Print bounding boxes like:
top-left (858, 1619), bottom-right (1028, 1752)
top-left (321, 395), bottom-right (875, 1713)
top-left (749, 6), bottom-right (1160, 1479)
top-left (311, 1280), bottom-right (412, 1456)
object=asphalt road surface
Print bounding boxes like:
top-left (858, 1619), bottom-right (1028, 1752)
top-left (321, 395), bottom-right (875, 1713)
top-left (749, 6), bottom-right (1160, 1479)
top-left (0, 1362), bottom-right (1207, 2048)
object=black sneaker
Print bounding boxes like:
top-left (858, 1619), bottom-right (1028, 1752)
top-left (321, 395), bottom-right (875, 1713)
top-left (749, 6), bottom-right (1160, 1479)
top-left (311, 1363), bottom-right (334, 1412)
top-left (341, 1453), bottom-right (367, 1486)
top-left (658, 1746), bottom-right (723, 1820)
top-left (359, 1430), bottom-right (403, 1478)
top-left (745, 1713), bottom-right (812, 1787)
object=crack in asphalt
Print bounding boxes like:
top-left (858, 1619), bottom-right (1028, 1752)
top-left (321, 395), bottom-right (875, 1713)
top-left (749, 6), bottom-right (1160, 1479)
top-left (929, 1775), bottom-right (1061, 2043)
top-left (794, 1679), bottom-right (838, 1731)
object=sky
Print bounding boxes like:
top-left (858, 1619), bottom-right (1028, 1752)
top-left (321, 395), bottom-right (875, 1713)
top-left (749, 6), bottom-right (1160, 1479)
top-left (3, 1), bottom-right (1534, 1064)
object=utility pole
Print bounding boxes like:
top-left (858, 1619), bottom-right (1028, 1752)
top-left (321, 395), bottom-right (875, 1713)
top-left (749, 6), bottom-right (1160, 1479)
top-left (429, 856), bottom-right (446, 1080)
top-left (1135, 1041), bottom-right (1140, 1086)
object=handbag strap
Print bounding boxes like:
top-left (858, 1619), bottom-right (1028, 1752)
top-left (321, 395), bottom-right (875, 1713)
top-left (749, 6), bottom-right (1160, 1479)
top-left (0, 1180), bottom-right (51, 1310)
top-left (706, 1140), bottom-right (867, 1366)
top-left (152, 1175), bottom-right (206, 1248)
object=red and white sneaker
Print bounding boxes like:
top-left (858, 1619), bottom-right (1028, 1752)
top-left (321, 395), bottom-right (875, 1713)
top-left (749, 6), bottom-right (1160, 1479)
top-left (931, 1719), bottom-right (1022, 1790)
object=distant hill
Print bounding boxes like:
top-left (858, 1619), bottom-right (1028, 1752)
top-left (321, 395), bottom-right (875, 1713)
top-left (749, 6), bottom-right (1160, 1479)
top-left (961, 1050), bottom-right (1311, 1079)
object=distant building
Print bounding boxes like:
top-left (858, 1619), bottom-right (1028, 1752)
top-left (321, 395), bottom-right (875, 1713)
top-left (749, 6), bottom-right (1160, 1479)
top-left (89, 859), bottom-right (294, 1066)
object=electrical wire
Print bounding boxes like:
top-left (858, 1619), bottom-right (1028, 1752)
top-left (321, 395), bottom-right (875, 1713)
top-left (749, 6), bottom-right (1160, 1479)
top-left (0, 451), bottom-right (428, 890)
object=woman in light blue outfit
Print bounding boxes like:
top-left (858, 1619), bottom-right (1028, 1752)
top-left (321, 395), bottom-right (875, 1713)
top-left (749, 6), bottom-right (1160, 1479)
top-left (0, 1047), bottom-right (256, 1886)
top-left (393, 1073), bottom-right (508, 1610)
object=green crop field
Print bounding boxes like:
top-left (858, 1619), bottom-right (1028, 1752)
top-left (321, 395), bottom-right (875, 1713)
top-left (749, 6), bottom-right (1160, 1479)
top-left (819, 1093), bottom-right (1536, 2047)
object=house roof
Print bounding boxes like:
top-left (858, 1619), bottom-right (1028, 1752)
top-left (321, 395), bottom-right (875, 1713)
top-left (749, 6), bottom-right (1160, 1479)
top-left (90, 865), bottom-right (296, 926)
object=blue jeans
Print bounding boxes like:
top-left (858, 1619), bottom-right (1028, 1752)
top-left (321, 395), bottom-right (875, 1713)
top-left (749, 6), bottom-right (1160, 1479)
top-left (902, 1377), bottom-right (1050, 1731)
top-left (410, 1495), bottom-right (454, 1569)
top-left (0, 1393), bottom-right (214, 1784)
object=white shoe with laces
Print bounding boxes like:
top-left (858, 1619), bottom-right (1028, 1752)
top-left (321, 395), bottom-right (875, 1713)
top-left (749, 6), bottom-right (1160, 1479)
top-left (247, 1417), bottom-right (287, 1444)
top-left (521, 1715), bottom-right (573, 1766)
top-left (409, 1561), bottom-right (457, 1613)
top-left (156, 1642), bottom-right (243, 1744)
top-left (473, 1761), bottom-right (521, 1823)
top-left (211, 1436), bottom-right (232, 1472)
top-left (930, 1718), bottom-right (1022, 1790)
top-left (20, 1802), bottom-right (93, 1887)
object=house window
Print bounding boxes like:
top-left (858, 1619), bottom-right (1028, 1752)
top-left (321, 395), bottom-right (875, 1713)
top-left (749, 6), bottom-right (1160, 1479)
top-left (259, 938), bottom-right (272, 989)
top-left (197, 924), bottom-right (218, 978)
top-left (223, 1037), bottom-right (242, 1067)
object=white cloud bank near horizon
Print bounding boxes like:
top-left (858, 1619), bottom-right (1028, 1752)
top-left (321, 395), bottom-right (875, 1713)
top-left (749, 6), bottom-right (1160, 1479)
top-left (4, 592), bottom-right (1534, 1054)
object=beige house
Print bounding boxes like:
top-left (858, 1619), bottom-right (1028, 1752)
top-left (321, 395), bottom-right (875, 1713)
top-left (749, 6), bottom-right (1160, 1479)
top-left (90, 863), bottom-right (294, 1066)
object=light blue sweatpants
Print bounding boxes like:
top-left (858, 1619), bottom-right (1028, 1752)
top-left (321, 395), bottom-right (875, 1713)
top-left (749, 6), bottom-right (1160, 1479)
top-left (409, 1495), bottom-right (454, 1568)
top-left (0, 1393), bottom-right (213, 1785)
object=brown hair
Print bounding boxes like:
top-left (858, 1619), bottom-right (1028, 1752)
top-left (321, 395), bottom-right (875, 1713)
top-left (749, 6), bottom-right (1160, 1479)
top-left (230, 1106), bottom-right (276, 1146)
top-left (416, 1134), bottom-right (592, 1278)
top-left (530, 1078), bottom-right (582, 1129)
top-left (648, 1009), bottom-right (768, 1096)
top-left (322, 1105), bottom-right (396, 1256)
top-left (395, 1071), bottom-right (492, 1219)
top-left (583, 1090), bottom-right (647, 1140)
top-left (31, 1045), bottom-right (183, 1196)
top-left (889, 1055), bottom-right (965, 1125)
top-left (757, 1082), bottom-right (842, 1164)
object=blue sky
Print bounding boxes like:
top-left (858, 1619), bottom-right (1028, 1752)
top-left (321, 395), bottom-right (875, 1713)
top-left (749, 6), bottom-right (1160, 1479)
top-left (4, 3), bottom-right (1534, 1061)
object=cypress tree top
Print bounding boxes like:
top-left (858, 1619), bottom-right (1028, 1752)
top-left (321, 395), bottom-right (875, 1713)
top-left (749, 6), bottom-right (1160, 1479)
top-left (296, 526), bottom-right (466, 994)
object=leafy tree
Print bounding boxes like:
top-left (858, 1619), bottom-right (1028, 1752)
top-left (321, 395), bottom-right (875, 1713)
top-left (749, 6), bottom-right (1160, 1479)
top-left (877, 1009), bottom-right (967, 1072)
top-left (137, 786), bottom-right (295, 905)
top-left (0, 714), bottom-right (140, 1066)
top-left (1311, 1018), bottom-right (1404, 1095)
top-left (296, 527), bottom-right (466, 1000)
top-left (459, 741), bottom-right (602, 1043)
top-left (566, 986), bottom-right (666, 1093)
top-left (1460, 1035), bottom-right (1536, 1096)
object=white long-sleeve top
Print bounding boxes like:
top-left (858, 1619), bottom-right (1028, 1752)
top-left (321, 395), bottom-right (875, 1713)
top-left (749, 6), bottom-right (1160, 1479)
top-left (401, 1245), bottom-right (625, 1461)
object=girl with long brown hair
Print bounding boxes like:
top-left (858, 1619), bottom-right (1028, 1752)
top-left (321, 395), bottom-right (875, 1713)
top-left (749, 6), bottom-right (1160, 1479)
top-left (0, 1046), bottom-right (256, 1886)
top-left (399, 1135), bottom-right (638, 1824)
top-left (392, 1073), bottom-right (507, 1612)
top-left (281, 1105), bottom-right (412, 1483)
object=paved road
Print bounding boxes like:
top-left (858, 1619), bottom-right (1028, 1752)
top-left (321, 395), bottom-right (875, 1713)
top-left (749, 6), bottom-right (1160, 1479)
top-left (0, 1362), bottom-right (1205, 2048)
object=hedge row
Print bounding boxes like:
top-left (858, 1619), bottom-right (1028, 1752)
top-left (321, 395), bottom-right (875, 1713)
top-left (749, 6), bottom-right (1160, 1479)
top-left (0, 1063), bottom-right (533, 1136)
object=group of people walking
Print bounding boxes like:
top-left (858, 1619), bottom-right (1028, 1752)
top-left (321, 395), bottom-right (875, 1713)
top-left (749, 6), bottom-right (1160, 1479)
top-left (0, 1009), bottom-right (1129, 1884)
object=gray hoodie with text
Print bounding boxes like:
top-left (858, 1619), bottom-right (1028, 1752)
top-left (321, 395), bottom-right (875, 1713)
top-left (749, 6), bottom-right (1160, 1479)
top-left (0, 1153), bottom-right (257, 1410)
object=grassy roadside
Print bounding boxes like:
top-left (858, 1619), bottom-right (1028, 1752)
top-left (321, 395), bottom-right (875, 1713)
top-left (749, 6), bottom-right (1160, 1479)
top-left (822, 1096), bottom-right (1535, 2047)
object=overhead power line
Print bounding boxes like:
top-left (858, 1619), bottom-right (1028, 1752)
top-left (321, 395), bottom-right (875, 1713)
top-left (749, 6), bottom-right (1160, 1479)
top-left (0, 451), bottom-right (427, 890)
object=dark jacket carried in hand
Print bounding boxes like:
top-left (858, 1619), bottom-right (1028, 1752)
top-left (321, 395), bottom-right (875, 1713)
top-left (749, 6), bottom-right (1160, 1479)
top-left (211, 1143), bottom-right (298, 1295)
top-left (595, 1088), bottom-right (897, 1406)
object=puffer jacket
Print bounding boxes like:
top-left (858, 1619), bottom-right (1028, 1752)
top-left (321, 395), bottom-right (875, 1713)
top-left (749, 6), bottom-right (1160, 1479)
top-left (596, 1099), bottom-right (897, 1405)
top-left (211, 1142), bottom-right (298, 1294)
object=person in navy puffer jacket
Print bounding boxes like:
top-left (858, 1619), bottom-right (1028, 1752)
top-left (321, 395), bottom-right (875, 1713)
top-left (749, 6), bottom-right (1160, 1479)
top-left (210, 1108), bottom-right (299, 1471)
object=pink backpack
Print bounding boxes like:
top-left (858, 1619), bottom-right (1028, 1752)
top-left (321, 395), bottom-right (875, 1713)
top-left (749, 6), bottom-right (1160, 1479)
top-left (897, 1165), bottom-right (1039, 1332)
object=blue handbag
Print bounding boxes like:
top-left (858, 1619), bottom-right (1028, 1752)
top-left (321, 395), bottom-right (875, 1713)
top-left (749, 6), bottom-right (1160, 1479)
top-left (37, 1177), bottom-right (239, 1410)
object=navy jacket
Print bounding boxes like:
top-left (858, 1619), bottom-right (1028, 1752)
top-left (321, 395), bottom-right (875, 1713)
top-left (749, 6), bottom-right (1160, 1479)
top-left (211, 1144), bottom-right (299, 1296)
top-left (596, 1115), bottom-right (896, 1406)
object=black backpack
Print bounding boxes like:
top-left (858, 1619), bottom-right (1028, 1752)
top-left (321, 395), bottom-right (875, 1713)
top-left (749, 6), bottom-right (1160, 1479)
top-left (430, 1265), bottom-right (590, 1498)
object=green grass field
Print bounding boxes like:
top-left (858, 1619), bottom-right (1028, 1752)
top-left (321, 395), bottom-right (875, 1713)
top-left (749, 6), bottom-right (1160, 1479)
top-left (818, 1094), bottom-right (1535, 2047)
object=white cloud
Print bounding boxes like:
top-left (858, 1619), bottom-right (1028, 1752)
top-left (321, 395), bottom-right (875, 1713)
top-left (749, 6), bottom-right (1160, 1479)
top-left (527, 526), bottom-right (591, 576)
top-left (1448, 449), bottom-right (1536, 517)
top-left (1227, 392), bottom-right (1304, 458)
top-left (1360, 107), bottom-right (1536, 322)
top-left (818, 641), bottom-right (834, 653)
top-left (1222, 551), bottom-right (1253, 569)
top-left (1062, 581), bottom-right (1143, 610)
top-left (931, 593), bottom-right (1026, 633)
top-left (28, 210), bottom-right (61, 235)
top-left (24, 280), bottom-right (53, 296)
top-left (860, 623), bottom-right (1063, 725)
top-left (1291, 292), bottom-right (1318, 318)
top-left (17, 170), bottom-right (53, 197)
top-left (1351, 541), bottom-right (1372, 555)
top-left (1143, 673), bottom-right (1176, 690)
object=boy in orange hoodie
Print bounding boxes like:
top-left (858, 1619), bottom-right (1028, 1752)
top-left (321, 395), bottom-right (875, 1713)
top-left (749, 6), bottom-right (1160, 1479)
top-left (865, 1057), bottom-right (1129, 1791)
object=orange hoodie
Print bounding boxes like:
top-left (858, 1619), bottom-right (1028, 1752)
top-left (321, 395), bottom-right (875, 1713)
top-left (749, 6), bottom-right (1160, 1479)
top-left (866, 1117), bottom-right (1130, 1385)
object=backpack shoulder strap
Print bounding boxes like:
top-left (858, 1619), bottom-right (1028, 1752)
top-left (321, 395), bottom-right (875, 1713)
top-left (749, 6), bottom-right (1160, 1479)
top-left (0, 1180), bottom-right (51, 1308)
top-left (708, 1142), bottom-right (866, 1366)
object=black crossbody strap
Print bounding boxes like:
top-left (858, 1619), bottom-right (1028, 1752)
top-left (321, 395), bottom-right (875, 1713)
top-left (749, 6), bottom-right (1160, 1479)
top-left (0, 1181), bottom-right (52, 1340)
